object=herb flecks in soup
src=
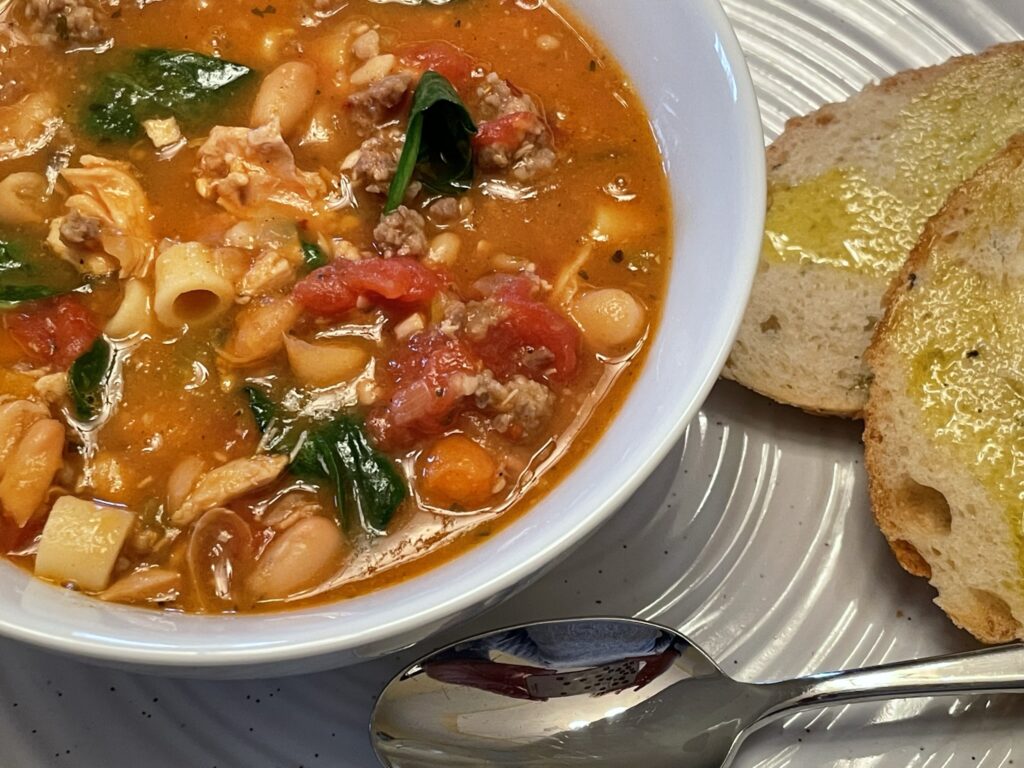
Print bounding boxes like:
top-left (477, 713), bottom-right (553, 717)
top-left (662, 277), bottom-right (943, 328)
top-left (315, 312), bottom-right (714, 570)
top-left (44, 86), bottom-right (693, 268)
top-left (0, 0), bottom-right (670, 612)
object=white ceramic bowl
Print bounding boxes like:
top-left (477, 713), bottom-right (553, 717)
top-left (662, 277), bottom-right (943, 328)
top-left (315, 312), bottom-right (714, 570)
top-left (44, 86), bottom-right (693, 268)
top-left (0, 0), bottom-right (765, 677)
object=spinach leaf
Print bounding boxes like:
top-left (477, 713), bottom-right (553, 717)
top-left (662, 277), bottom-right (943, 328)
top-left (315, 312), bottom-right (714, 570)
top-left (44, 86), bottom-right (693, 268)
top-left (244, 387), bottom-right (406, 535)
top-left (243, 385), bottom-right (279, 436)
top-left (69, 336), bottom-right (113, 421)
top-left (0, 237), bottom-right (82, 307)
top-left (385, 71), bottom-right (477, 213)
top-left (83, 49), bottom-right (253, 141)
top-left (300, 241), bottom-right (328, 273)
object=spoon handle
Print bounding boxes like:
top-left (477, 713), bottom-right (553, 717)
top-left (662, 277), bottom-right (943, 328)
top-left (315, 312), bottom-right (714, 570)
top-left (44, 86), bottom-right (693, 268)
top-left (763, 642), bottom-right (1024, 718)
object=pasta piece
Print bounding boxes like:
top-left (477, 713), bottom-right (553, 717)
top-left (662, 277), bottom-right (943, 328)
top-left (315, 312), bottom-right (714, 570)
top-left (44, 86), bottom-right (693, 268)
top-left (172, 454), bottom-right (289, 526)
top-left (0, 418), bottom-right (64, 527)
top-left (246, 516), bottom-right (346, 601)
top-left (220, 296), bottom-right (301, 366)
top-left (56, 156), bottom-right (156, 278)
top-left (0, 171), bottom-right (53, 226)
top-left (105, 278), bottom-right (154, 339)
top-left (165, 456), bottom-right (206, 515)
top-left (34, 497), bottom-right (135, 591)
top-left (100, 567), bottom-right (181, 604)
top-left (283, 335), bottom-right (369, 387)
top-left (251, 61), bottom-right (318, 137)
top-left (0, 399), bottom-right (49, 479)
top-left (153, 242), bottom-right (235, 328)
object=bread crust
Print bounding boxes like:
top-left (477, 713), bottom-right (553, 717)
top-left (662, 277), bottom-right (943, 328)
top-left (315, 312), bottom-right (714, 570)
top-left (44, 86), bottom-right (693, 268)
top-left (864, 134), bottom-right (1024, 644)
top-left (726, 42), bottom-right (1024, 419)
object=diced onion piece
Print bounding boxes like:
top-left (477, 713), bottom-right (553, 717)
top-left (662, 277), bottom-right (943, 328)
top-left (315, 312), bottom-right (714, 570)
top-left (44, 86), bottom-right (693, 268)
top-left (247, 516), bottom-right (346, 601)
top-left (572, 288), bottom-right (647, 354)
top-left (142, 117), bottom-right (182, 149)
top-left (35, 497), bottom-right (135, 591)
top-left (283, 335), bottom-right (369, 387)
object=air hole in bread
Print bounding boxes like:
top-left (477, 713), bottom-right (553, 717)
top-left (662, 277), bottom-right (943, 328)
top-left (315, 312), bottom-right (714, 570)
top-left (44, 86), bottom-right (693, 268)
top-left (760, 315), bottom-right (781, 333)
top-left (898, 479), bottom-right (953, 534)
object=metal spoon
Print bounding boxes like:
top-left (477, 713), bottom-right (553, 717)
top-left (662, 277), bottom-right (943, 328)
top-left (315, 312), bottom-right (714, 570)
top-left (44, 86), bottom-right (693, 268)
top-left (371, 617), bottom-right (1024, 767)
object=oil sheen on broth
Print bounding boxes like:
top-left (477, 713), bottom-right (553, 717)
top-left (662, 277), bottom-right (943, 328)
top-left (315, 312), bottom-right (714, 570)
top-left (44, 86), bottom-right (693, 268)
top-left (0, 0), bottom-right (670, 612)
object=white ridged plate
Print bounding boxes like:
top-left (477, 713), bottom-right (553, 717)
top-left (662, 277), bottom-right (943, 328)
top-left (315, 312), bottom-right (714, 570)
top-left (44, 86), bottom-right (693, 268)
top-left (2, 2), bottom-right (1023, 765)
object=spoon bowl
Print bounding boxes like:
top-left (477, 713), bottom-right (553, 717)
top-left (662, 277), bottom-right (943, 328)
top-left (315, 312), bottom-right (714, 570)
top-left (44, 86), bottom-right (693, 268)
top-left (371, 618), bottom-right (1024, 767)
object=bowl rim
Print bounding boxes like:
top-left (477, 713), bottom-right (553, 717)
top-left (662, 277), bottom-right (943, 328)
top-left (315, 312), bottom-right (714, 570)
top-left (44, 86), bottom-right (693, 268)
top-left (0, 0), bottom-right (766, 669)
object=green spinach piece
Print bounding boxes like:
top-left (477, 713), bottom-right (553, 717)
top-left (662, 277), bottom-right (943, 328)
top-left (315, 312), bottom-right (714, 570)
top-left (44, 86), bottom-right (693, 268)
top-left (0, 237), bottom-right (82, 308)
top-left (69, 337), bottom-right (114, 421)
top-left (83, 49), bottom-right (253, 141)
top-left (300, 241), bottom-right (329, 273)
top-left (385, 71), bottom-right (477, 213)
top-left (244, 388), bottom-right (406, 535)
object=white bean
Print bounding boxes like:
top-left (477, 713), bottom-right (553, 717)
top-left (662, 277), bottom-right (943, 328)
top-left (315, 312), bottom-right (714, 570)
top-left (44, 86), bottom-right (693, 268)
top-left (0, 419), bottom-right (64, 527)
top-left (349, 53), bottom-right (395, 87)
top-left (0, 172), bottom-right (50, 226)
top-left (426, 232), bottom-right (462, 267)
top-left (247, 516), bottom-right (346, 601)
top-left (284, 335), bottom-right (369, 387)
top-left (572, 288), bottom-right (647, 354)
top-left (0, 399), bottom-right (49, 479)
top-left (251, 61), bottom-right (319, 137)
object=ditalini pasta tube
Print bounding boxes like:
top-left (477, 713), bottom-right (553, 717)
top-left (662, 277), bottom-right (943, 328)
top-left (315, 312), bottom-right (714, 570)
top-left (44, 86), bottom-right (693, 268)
top-left (154, 242), bottom-right (235, 328)
top-left (105, 278), bottom-right (154, 339)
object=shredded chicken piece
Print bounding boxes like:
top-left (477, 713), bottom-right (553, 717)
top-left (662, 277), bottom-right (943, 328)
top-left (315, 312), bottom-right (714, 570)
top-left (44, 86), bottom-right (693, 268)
top-left (346, 73), bottom-right (413, 134)
top-left (373, 205), bottom-right (427, 257)
top-left (195, 120), bottom-right (327, 217)
top-left (238, 250), bottom-right (299, 300)
top-left (172, 454), bottom-right (289, 526)
top-left (49, 155), bottom-right (156, 278)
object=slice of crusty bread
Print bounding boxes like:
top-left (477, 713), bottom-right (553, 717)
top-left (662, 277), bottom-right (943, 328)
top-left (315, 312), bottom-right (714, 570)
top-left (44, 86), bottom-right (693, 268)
top-left (725, 42), bottom-right (1024, 418)
top-left (865, 133), bottom-right (1024, 644)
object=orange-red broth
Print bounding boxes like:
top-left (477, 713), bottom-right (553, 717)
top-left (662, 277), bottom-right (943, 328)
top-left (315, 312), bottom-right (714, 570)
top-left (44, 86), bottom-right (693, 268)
top-left (0, 0), bottom-right (670, 612)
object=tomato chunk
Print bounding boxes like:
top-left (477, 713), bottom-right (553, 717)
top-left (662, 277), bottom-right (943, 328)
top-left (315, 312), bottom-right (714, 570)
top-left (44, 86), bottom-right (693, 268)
top-left (473, 111), bottom-right (546, 152)
top-left (475, 277), bottom-right (580, 381)
top-left (293, 257), bottom-right (443, 317)
top-left (369, 330), bottom-right (479, 448)
top-left (398, 41), bottom-right (478, 88)
top-left (4, 295), bottom-right (100, 369)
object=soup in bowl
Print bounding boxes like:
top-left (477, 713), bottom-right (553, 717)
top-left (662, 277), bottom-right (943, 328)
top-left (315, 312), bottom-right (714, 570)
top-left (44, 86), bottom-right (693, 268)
top-left (0, 0), bottom-right (763, 674)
